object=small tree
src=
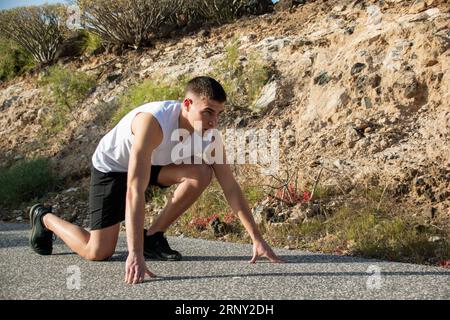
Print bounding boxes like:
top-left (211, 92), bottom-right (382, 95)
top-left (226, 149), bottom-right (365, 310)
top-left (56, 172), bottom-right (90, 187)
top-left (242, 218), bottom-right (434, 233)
top-left (76, 0), bottom-right (184, 49)
top-left (0, 5), bottom-right (68, 65)
top-left (192, 0), bottom-right (273, 25)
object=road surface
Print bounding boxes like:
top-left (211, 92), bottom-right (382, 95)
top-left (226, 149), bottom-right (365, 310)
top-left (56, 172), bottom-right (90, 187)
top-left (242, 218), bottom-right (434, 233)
top-left (1, 223), bottom-right (449, 299)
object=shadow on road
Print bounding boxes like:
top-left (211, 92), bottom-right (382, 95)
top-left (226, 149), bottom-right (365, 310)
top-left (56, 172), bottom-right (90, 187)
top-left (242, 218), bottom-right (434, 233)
top-left (147, 270), bottom-right (450, 283)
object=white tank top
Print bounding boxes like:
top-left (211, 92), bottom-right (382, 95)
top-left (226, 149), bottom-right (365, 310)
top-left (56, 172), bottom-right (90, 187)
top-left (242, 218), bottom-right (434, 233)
top-left (92, 100), bottom-right (211, 173)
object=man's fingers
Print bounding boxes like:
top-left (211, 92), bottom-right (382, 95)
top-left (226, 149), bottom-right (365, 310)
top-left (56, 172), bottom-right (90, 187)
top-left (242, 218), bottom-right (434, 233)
top-left (126, 268), bottom-right (134, 284)
top-left (132, 270), bottom-right (140, 284)
top-left (249, 252), bottom-right (257, 264)
top-left (146, 268), bottom-right (157, 278)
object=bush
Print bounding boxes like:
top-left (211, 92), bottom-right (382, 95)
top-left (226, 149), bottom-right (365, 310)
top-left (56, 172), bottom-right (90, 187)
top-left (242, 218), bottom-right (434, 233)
top-left (76, 0), bottom-right (183, 49)
top-left (56, 30), bottom-right (104, 59)
top-left (0, 5), bottom-right (68, 64)
top-left (191, 0), bottom-right (273, 25)
top-left (0, 158), bottom-right (58, 207)
top-left (76, 0), bottom-right (273, 49)
top-left (81, 30), bottom-right (103, 56)
top-left (0, 38), bottom-right (35, 82)
top-left (40, 65), bottom-right (96, 132)
top-left (112, 78), bottom-right (186, 125)
top-left (209, 39), bottom-right (270, 107)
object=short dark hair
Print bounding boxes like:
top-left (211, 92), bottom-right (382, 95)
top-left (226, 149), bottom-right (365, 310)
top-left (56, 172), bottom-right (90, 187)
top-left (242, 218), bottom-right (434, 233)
top-left (185, 76), bottom-right (227, 103)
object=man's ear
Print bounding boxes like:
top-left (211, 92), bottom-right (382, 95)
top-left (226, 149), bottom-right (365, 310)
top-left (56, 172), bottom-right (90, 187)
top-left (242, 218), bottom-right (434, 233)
top-left (183, 98), bottom-right (192, 111)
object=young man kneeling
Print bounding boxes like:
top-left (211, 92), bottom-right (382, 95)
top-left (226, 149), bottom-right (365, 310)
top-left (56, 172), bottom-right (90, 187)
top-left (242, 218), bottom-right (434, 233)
top-left (29, 76), bottom-right (282, 285)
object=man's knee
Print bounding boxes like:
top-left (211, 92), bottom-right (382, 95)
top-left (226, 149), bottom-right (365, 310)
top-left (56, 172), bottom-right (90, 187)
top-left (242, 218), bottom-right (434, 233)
top-left (84, 247), bottom-right (114, 261)
top-left (186, 164), bottom-right (213, 187)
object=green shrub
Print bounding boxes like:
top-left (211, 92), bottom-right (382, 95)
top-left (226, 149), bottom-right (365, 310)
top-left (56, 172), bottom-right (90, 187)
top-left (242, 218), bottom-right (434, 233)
top-left (0, 5), bottom-right (68, 64)
top-left (209, 39), bottom-right (270, 107)
top-left (0, 38), bottom-right (35, 82)
top-left (0, 158), bottom-right (58, 207)
top-left (112, 78), bottom-right (185, 125)
top-left (80, 30), bottom-right (103, 55)
top-left (40, 65), bottom-right (96, 132)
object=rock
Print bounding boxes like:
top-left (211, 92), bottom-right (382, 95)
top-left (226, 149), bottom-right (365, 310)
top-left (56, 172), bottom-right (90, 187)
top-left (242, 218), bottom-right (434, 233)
top-left (346, 127), bottom-right (362, 148)
top-left (344, 26), bottom-right (355, 35)
top-left (383, 40), bottom-right (413, 71)
top-left (423, 59), bottom-right (438, 67)
top-left (2, 96), bottom-right (19, 110)
top-left (36, 108), bottom-right (50, 122)
top-left (403, 77), bottom-right (420, 99)
top-left (198, 29), bottom-right (210, 38)
top-left (234, 117), bottom-right (247, 128)
top-left (367, 5), bottom-right (383, 26)
top-left (281, 119), bottom-right (291, 129)
top-left (140, 57), bottom-right (152, 68)
top-left (63, 187), bottom-right (79, 193)
top-left (321, 88), bottom-right (350, 122)
top-left (209, 217), bottom-right (228, 237)
top-left (253, 81), bottom-right (277, 113)
top-left (356, 75), bottom-right (368, 89)
top-left (270, 213), bottom-right (288, 223)
top-left (106, 72), bottom-right (122, 83)
top-left (428, 236), bottom-right (442, 243)
top-left (351, 62), bottom-right (366, 76)
top-left (369, 74), bottom-right (382, 88)
top-left (314, 71), bottom-right (331, 86)
top-left (363, 97), bottom-right (372, 109)
top-left (267, 38), bottom-right (291, 52)
top-left (252, 204), bottom-right (275, 224)
top-left (239, 34), bottom-right (257, 44)
top-left (103, 96), bottom-right (118, 105)
top-left (21, 110), bottom-right (37, 125)
top-left (408, 0), bottom-right (427, 14)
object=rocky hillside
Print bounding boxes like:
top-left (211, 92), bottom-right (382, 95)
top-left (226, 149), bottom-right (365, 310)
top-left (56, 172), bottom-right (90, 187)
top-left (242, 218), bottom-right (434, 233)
top-left (0, 0), bottom-right (449, 227)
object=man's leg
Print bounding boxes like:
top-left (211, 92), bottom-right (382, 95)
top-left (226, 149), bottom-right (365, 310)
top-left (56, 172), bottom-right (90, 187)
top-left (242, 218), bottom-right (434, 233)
top-left (147, 163), bottom-right (213, 235)
top-left (42, 214), bottom-right (120, 261)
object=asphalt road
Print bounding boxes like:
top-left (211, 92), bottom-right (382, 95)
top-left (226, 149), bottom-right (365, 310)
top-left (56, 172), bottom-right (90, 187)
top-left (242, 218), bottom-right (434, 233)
top-left (1, 223), bottom-right (449, 300)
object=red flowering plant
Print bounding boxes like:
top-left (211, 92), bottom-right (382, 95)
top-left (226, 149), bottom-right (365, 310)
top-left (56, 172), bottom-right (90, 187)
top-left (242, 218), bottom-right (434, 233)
top-left (271, 182), bottom-right (312, 206)
top-left (189, 212), bottom-right (238, 232)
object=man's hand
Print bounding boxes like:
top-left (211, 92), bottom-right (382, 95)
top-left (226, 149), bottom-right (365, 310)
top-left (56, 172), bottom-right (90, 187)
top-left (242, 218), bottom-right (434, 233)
top-left (249, 239), bottom-right (284, 264)
top-left (125, 252), bottom-right (156, 284)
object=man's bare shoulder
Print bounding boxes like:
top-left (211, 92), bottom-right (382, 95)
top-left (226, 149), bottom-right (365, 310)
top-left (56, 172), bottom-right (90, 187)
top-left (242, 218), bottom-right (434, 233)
top-left (131, 112), bottom-right (163, 146)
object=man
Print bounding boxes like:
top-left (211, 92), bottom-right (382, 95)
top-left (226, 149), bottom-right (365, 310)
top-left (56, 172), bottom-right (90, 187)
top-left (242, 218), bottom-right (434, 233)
top-left (29, 76), bottom-right (282, 285)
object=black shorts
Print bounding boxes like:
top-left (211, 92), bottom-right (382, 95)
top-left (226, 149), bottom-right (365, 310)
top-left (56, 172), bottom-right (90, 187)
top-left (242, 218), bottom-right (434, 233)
top-left (88, 165), bottom-right (170, 230)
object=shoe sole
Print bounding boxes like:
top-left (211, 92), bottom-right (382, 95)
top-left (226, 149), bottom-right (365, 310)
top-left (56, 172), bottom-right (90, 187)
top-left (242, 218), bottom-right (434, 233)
top-left (144, 252), bottom-right (182, 261)
top-left (29, 204), bottom-right (52, 255)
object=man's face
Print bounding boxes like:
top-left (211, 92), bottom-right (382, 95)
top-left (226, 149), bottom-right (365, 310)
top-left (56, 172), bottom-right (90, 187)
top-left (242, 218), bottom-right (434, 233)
top-left (183, 94), bottom-right (225, 135)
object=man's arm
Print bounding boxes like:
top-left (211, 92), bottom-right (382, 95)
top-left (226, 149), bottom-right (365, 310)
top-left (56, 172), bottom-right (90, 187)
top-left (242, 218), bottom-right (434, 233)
top-left (124, 112), bottom-right (163, 284)
top-left (212, 150), bottom-right (283, 263)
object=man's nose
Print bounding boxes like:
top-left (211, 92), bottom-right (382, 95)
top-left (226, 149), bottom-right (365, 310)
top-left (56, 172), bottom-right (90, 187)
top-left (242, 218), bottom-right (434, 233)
top-left (209, 116), bottom-right (218, 127)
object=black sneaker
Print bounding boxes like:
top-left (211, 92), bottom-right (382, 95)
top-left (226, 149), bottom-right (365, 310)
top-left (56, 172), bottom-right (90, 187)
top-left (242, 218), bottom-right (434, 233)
top-left (29, 204), bottom-right (54, 255)
top-left (143, 230), bottom-right (182, 261)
